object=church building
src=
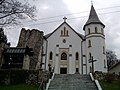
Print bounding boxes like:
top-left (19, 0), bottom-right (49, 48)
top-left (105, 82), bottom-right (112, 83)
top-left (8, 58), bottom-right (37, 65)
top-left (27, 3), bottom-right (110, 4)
top-left (42, 5), bottom-right (107, 74)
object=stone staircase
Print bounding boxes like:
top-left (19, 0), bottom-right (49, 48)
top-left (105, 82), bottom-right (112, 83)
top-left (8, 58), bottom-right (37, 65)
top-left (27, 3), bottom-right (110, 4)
top-left (48, 74), bottom-right (98, 90)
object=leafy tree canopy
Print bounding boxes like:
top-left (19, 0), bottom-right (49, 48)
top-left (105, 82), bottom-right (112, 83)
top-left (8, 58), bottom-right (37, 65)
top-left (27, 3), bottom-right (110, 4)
top-left (106, 49), bottom-right (118, 70)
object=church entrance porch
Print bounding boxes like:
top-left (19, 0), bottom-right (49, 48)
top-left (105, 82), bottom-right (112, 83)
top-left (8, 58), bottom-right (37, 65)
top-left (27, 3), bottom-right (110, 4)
top-left (60, 68), bottom-right (67, 74)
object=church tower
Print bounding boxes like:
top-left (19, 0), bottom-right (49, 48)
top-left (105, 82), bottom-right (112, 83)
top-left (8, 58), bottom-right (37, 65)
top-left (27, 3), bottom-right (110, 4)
top-left (83, 5), bottom-right (107, 73)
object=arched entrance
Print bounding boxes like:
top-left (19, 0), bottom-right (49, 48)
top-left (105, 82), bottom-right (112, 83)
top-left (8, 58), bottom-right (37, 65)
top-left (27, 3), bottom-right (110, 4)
top-left (60, 52), bottom-right (68, 74)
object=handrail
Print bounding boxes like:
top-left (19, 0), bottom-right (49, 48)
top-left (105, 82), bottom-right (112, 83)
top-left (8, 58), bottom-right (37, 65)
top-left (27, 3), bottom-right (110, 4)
top-left (95, 80), bottom-right (102, 90)
top-left (89, 73), bottom-right (102, 90)
top-left (90, 73), bottom-right (94, 81)
top-left (45, 72), bottom-right (55, 90)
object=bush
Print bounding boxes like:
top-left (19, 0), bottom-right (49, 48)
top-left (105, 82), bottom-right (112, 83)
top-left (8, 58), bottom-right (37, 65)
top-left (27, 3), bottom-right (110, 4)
top-left (26, 73), bottom-right (38, 85)
top-left (0, 70), bottom-right (10, 85)
top-left (104, 73), bottom-right (115, 83)
top-left (0, 69), bottom-right (39, 85)
top-left (117, 77), bottom-right (120, 86)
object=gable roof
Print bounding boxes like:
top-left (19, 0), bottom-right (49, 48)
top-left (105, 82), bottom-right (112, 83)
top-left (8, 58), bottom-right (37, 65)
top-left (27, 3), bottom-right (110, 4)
top-left (83, 5), bottom-right (105, 30)
top-left (44, 21), bottom-right (85, 40)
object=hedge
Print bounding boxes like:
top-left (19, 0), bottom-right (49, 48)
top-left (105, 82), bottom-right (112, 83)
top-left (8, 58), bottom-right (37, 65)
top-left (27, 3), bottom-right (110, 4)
top-left (0, 69), bottom-right (39, 85)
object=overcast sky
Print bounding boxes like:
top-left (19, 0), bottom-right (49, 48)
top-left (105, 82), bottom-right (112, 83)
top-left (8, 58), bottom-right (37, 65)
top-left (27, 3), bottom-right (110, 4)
top-left (4, 0), bottom-right (120, 58)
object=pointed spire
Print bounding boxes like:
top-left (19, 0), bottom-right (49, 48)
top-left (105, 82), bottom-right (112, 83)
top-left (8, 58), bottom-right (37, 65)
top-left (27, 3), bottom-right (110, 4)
top-left (83, 5), bottom-right (105, 30)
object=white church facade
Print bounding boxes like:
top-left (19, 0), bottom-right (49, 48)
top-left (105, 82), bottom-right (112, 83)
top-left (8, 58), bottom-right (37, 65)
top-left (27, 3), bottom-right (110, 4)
top-left (42, 5), bottom-right (107, 74)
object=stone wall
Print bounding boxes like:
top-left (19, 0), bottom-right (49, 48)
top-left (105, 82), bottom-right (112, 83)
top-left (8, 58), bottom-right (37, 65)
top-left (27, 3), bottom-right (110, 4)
top-left (17, 28), bottom-right (44, 69)
top-left (0, 42), bottom-right (5, 68)
top-left (0, 28), bottom-right (9, 68)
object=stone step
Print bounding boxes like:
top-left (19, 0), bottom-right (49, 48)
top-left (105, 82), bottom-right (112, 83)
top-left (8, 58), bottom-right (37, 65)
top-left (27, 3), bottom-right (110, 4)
top-left (48, 74), bottom-right (98, 90)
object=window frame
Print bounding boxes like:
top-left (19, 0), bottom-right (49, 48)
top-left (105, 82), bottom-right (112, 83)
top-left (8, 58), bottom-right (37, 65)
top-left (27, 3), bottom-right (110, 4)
top-left (75, 52), bottom-right (79, 60)
top-left (49, 51), bottom-right (53, 60)
top-left (61, 52), bottom-right (67, 60)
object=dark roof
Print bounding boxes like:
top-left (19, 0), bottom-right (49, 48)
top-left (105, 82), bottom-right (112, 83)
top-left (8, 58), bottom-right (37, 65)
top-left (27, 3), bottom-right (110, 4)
top-left (83, 5), bottom-right (105, 30)
top-left (109, 61), bottom-right (120, 70)
top-left (44, 21), bottom-right (85, 40)
top-left (4, 47), bottom-right (26, 54)
top-left (4, 47), bottom-right (34, 56)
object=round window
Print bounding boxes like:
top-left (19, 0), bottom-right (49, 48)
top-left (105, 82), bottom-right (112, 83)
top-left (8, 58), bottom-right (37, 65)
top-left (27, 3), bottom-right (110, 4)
top-left (63, 39), bottom-right (66, 43)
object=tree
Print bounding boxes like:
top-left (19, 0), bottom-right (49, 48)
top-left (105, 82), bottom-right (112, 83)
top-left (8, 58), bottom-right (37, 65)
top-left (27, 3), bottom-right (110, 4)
top-left (106, 49), bottom-right (118, 70)
top-left (0, 0), bottom-right (36, 27)
top-left (0, 28), bottom-right (7, 43)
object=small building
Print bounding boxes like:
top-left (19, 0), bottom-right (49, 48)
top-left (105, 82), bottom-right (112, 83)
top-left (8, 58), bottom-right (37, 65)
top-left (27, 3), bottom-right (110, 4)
top-left (109, 61), bottom-right (120, 75)
top-left (2, 46), bottom-right (33, 69)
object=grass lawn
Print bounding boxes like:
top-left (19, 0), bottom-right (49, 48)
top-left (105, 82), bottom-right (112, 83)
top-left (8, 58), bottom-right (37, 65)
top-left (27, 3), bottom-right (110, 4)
top-left (99, 80), bottom-right (120, 90)
top-left (0, 84), bottom-right (38, 90)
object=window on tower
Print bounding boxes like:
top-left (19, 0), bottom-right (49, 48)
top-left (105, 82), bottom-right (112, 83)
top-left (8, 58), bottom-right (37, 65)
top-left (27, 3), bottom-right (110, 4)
top-left (104, 60), bottom-right (106, 68)
top-left (103, 46), bottom-right (105, 54)
top-left (95, 27), bottom-right (97, 33)
top-left (101, 28), bottom-right (104, 35)
top-left (89, 53), bottom-right (92, 60)
top-left (88, 40), bottom-right (92, 47)
top-left (49, 51), bottom-right (53, 60)
top-left (88, 28), bottom-right (90, 34)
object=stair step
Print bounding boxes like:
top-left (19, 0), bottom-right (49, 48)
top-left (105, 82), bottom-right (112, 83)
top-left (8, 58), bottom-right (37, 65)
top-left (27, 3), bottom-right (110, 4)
top-left (48, 74), bottom-right (98, 90)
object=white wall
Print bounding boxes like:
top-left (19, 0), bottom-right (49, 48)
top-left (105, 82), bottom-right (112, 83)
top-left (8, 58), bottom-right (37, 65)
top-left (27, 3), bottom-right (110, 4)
top-left (109, 63), bottom-right (120, 75)
top-left (85, 24), bottom-right (107, 73)
top-left (44, 22), bottom-right (83, 74)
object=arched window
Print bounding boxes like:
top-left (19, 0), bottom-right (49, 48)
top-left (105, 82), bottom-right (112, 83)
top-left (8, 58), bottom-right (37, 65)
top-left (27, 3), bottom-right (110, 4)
top-left (64, 27), bottom-right (66, 35)
top-left (76, 52), bottom-right (79, 60)
top-left (88, 28), bottom-right (90, 34)
top-left (88, 40), bottom-right (91, 47)
top-left (89, 53), bottom-right (92, 60)
top-left (103, 46), bottom-right (105, 54)
top-left (49, 52), bottom-right (53, 60)
top-left (104, 60), bottom-right (106, 68)
top-left (101, 28), bottom-right (104, 34)
top-left (66, 30), bottom-right (68, 36)
top-left (61, 30), bottom-right (63, 36)
top-left (95, 27), bottom-right (97, 33)
top-left (61, 52), bottom-right (67, 60)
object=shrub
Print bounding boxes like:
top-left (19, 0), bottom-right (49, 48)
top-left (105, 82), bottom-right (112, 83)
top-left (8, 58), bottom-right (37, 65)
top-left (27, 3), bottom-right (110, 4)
top-left (117, 77), bottom-right (120, 86)
top-left (104, 73), bottom-right (115, 83)
top-left (0, 69), bottom-right (10, 85)
top-left (26, 73), bottom-right (38, 85)
top-left (0, 69), bottom-right (39, 85)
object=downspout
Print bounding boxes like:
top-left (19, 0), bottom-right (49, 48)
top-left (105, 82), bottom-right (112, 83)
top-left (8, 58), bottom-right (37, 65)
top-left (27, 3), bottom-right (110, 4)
top-left (81, 40), bottom-right (84, 74)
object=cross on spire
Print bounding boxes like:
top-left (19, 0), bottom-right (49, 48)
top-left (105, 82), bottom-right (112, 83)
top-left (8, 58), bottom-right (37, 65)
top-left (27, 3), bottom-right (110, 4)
top-left (63, 17), bottom-right (67, 22)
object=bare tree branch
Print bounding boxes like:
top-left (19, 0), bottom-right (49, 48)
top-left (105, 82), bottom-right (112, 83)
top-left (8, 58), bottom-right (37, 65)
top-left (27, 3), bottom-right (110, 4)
top-left (0, 0), bottom-right (36, 27)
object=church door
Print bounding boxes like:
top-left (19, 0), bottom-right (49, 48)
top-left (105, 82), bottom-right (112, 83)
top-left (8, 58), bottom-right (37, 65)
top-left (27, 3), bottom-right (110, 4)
top-left (60, 68), bottom-right (67, 74)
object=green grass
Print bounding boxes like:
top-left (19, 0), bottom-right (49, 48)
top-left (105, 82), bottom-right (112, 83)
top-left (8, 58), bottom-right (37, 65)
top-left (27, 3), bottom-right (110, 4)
top-left (0, 84), bottom-right (37, 90)
top-left (99, 80), bottom-right (120, 90)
